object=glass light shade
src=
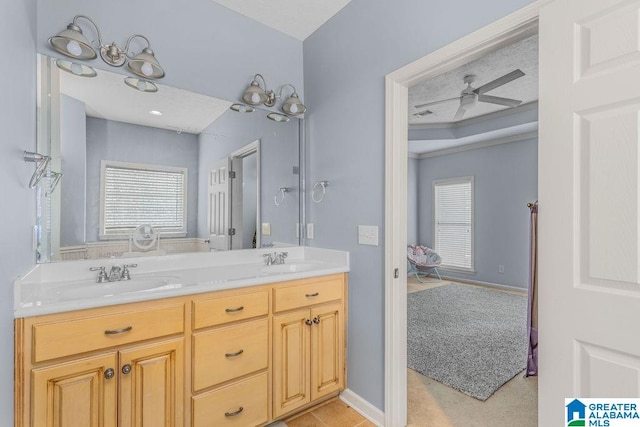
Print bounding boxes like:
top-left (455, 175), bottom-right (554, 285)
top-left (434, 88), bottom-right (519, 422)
top-left (267, 112), bottom-right (290, 123)
top-left (281, 93), bottom-right (306, 116)
top-left (49, 23), bottom-right (97, 60)
top-left (127, 48), bottom-right (165, 79)
top-left (55, 59), bottom-right (97, 77)
top-left (242, 81), bottom-right (268, 105)
top-left (230, 103), bottom-right (255, 113)
top-left (124, 77), bottom-right (158, 93)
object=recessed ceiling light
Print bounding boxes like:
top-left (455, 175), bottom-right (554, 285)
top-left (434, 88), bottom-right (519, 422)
top-left (149, 110), bottom-right (163, 116)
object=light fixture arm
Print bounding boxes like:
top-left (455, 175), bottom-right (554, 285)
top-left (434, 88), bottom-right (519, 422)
top-left (253, 74), bottom-right (269, 92)
top-left (122, 34), bottom-right (152, 58)
top-left (277, 83), bottom-right (298, 99)
top-left (71, 15), bottom-right (104, 49)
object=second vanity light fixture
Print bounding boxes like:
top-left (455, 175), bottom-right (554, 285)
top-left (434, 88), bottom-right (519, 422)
top-left (48, 15), bottom-right (165, 92)
top-left (232, 73), bottom-right (306, 122)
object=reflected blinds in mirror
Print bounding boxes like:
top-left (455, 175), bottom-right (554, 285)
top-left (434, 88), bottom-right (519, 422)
top-left (102, 161), bottom-right (188, 237)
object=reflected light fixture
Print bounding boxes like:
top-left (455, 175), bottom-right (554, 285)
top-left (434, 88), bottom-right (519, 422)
top-left (55, 59), bottom-right (97, 77)
top-left (124, 77), bottom-right (158, 93)
top-left (149, 110), bottom-right (163, 116)
top-left (230, 103), bottom-right (255, 113)
top-left (239, 74), bottom-right (306, 122)
top-left (49, 15), bottom-right (165, 82)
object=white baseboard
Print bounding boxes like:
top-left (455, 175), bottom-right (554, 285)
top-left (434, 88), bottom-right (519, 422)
top-left (439, 275), bottom-right (528, 293)
top-left (339, 388), bottom-right (385, 426)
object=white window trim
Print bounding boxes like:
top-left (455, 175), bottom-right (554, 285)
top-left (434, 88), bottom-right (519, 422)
top-left (433, 175), bottom-right (475, 273)
top-left (99, 160), bottom-right (188, 240)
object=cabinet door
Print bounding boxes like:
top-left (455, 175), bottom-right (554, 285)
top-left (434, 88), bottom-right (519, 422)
top-left (119, 338), bottom-right (184, 427)
top-left (310, 302), bottom-right (345, 400)
top-left (273, 309), bottom-right (311, 418)
top-left (32, 353), bottom-right (118, 427)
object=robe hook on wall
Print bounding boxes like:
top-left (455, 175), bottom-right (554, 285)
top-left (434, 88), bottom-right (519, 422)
top-left (311, 181), bottom-right (329, 203)
top-left (274, 187), bottom-right (291, 206)
top-left (24, 151), bottom-right (51, 189)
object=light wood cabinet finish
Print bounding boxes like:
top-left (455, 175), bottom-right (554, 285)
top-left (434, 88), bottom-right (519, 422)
top-left (16, 273), bottom-right (346, 427)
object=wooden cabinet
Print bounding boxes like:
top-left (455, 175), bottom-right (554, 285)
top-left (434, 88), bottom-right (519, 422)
top-left (273, 278), bottom-right (345, 418)
top-left (15, 273), bottom-right (346, 427)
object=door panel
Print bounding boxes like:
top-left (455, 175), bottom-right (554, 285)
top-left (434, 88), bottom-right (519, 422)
top-left (208, 158), bottom-right (231, 251)
top-left (539, 0), bottom-right (640, 424)
top-left (310, 303), bottom-right (344, 401)
top-left (119, 339), bottom-right (184, 427)
top-left (32, 353), bottom-right (118, 427)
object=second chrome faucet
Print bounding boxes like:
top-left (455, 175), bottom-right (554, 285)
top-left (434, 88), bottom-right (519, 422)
top-left (90, 264), bottom-right (137, 283)
top-left (263, 252), bottom-right (288, 266)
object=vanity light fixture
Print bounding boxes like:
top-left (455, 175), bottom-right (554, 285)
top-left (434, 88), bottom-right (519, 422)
top-left (124, 77), bottom-right (158, 93)
top-left (267, 112), bottom-right (290, 123)
top-left (49, 15), bottom-right (166, 80)
top-left (241, 73), bottom-right (306, 118)
top-left (55, 59), bottom-right (97, 77)
top-left (149, 110), bottom-right (163, 116)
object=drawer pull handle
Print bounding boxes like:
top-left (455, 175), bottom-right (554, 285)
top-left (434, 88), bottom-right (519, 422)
top-left (104, 368), bottom-right (115, 380)
top-left (104, 326), bottom-right (133, 335)
top-left (224, 407), bottom-right (244, 417)
top-left (225, 349), bottom-right (244, 358)
top-left (225, 306), bottom-right (244, 313)
top-left (305, 292), bottom-right (319, 298)
top-left (122, 364), bottom-right (132, 375)
top-left (313, 317), bottom-right (321, 324)
top-left (305, 319), bottom-right (312, 326)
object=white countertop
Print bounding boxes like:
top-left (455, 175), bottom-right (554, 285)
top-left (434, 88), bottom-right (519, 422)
top-left (15, 246), bottom-right (349, 318)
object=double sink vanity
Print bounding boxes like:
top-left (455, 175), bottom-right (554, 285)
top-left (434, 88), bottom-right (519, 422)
top-left (14, 247), bottom-right (349, 426)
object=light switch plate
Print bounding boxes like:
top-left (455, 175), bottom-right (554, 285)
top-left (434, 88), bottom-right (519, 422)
top-left (358, 225), bottom-right (379, 246)
top-left (307, 223), bottom-right (314, 239)
top-left (262, 223), bottom-right (271, 235)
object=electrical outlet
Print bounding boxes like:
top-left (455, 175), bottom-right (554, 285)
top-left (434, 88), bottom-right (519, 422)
top-left (307, 223), bottom-right (314, 239)
top-left (262, 223), bottom-right (271, 236)
top-left (358, 225), bottom-right (379, 246)
top-left (498, 265), bottom-right (505, 273)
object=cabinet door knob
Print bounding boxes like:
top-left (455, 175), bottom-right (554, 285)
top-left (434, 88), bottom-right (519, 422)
top-left (313, 317), bottom-right (321, 324)
top-left (224, 349), bottom-right (244, 358)
top-left (224, 407), bottom-right (244, 417)
top-left (104, 368), bottom-right (115, 380)
top-left (305, 292), bottom-right (319, 298)
top-left (305, 319), bottom-right (312, 326)
top-left (104, 326), bottom-right (133, 335)
top-left (121, 364), bottom-right (132, 375)
top-left (225, 306), bottom-right (244, 313)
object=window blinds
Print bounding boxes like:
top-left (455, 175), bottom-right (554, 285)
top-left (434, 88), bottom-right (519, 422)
top-left (103, 163), bottom-right (187, 235)
top-left (434, 178), bottom-right (473, 271)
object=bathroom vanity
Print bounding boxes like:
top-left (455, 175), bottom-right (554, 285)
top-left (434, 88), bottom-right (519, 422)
top-left (14, 247), bottom-right (349, 427)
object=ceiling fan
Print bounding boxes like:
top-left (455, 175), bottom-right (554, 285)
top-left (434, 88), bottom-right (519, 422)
top-left (414, 69), bottom-right (525, 121)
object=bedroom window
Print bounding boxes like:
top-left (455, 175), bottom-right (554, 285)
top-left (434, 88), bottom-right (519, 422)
top-left (433, 176), bottom-right (474, 272)
top-left (100, 160), bottom-right (188, 239)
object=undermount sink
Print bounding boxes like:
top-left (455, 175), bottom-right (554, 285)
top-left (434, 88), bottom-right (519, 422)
top-left (261, 262), bottom-right (322, 274)
top-left (49, 276), bottom-right (183, 300)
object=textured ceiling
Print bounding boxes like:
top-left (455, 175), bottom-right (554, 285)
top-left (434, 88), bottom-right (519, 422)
top-left (408, 35), bottom-right (538, 126)
top-left (209, 0), bottom-right (352, 40)
top-left (60, 68), bottom-right (231, 134)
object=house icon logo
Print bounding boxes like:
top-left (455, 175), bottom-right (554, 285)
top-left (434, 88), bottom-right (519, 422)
top-left (566, 399), bottom-right (586, 426)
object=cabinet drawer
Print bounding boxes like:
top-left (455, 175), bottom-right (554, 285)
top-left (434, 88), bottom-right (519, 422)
top-left (274, 277), bottom-right (344, 313)
top-left (193, 318), bottom-right (268, 391)
top-left (32, 304), bottom-right (184, 362)
top-left (193, 290), bottom-right (268, 329)
top-left (192, 372), bottom-right (268, 427)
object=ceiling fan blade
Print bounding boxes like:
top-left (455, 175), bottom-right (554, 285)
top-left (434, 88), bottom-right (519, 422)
top-left (453, 105), bottom-right (466, 121)
top-left (473, 69), bottom-right (525, 95)
top-left (414, 97), bottom-right (460, 109)
top-left (477, 94), bottom-right (523, 107)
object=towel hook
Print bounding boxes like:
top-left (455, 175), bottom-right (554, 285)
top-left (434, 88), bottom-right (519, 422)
top-left (311, 180), bottom-right (329, 203)
top-left (24, 151), bottom-right (51, 189)
top-left (274, 187), bottom-right (291, 206)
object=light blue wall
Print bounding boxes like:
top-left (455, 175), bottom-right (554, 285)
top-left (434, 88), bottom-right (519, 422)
top-left (242, 153), bottom-right (258, 248)
top-left (86, 117), bottom-right (199, 241)
top-left (60, 95), bottom-right (87, 246)
top-left (36, 0), bottom-right (303, 105)
top-left (0, 0), bottom-right (36, 420)
top-left (303, 0), bottom-right (534, 410)
top-left (198, 110), bottom-right (300, 247)
top-left (407, 157), bottom-right (419, 245)
top-left (417, 139), bottom-right (538, 288)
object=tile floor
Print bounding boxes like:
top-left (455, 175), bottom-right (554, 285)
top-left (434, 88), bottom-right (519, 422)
top-left (284, 399), bottom-right (375, 427)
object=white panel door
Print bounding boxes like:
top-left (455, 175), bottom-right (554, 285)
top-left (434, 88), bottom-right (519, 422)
top-left (208, 158), bottom-right (231, 251)
top-left (539, 0), bottom-right (640, 424)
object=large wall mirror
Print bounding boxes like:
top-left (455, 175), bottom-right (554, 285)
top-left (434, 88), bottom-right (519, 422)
top-left (35, 55), bottom-right (303, 263)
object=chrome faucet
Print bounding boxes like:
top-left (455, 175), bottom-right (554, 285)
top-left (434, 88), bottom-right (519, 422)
top-left (275, 252), bottom-right (288, 265)
top-left (90, 264), bottom-right (137, 283)
top-left (263, 252), bottom-right (288, 266)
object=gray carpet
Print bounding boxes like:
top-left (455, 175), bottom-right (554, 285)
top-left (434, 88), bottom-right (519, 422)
top-left (407, 284), bottom-right (527, 401)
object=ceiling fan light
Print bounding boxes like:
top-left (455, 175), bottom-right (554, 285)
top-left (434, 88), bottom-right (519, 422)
top-left (128, 48), bottom-right (165, 79)
top-left (49, 23), bottom-right (97, 60)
